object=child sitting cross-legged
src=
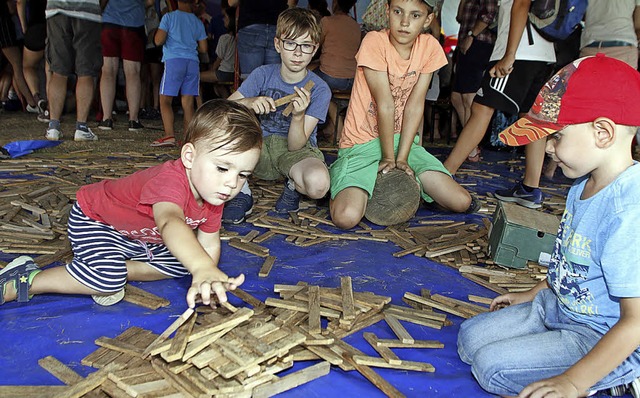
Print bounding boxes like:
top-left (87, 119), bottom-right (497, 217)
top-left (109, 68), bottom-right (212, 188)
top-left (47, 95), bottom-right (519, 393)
top-left (0, 99), bottom-right (262, 308)
top-left (224, 7), bottom-right (331, 224)
top-left (458, 55), bottom-right (640, 397)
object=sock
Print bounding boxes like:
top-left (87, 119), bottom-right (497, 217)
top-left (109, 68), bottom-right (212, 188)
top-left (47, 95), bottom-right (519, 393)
top-left (286, 179), bottom-right (296, 191)
top-left (76, 121), bottom-right (88, 131)
top-left (240, 181), bottom-right (252, 196)
top-left (48, 120), bottom-right (61, 130)
top-left (521, 183), bottom-right (536, 192)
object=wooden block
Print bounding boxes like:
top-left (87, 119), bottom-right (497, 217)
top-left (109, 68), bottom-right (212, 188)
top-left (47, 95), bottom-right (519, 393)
top-left (150, 359), bottom-right (207, 398)
top-left (228, 238), bottom-right (269, 257)
top-left (304, 345), bottom-right (344, 365)
top-left (142, 308), bottom-right (195, 357)
top-left (252, 361), bottom-right (330, 398)
top-left (0, 386), bottom-right (70, 398)
top-left (38, 356), bottom-right (84, 385)
top-left (281, 81), bottom-right (315, 116)
top-left (362, 332), bottom-right (401, 365)
top-left (386, 304), bottom-right (446, 322)
top-left (57, 362), bottom-right (120, 398)
top-left (340, 276), bottom-right (356, 321)
top-left (229, 288), bottom-right (264, 309)
top-left (341, 352), bottom-right (405, 398)
top-left (376, 338), bottom-right (444, 349)
top-left (258, 255), bottom-right (276, 278)
top-left (462, 273), bottom-right (509, 295)
top-left (95, 337), bottom-right (145, 357)
top-left (352, 355), bottom-right (435, 372)
top-left (123, 284), bottom-right (170, 310)
top-left (307, 285), bottom-right (321, 334)
top-left (403, 292), bottom-right (470, 319)
top-left (384, 314), bottom-right (414, 344)
top-left (383, 308), bottom-right (443, 330)
top-left (161, 310), bottom-right (197, 362)
top-left (265, 297), bottom-right (341, 318)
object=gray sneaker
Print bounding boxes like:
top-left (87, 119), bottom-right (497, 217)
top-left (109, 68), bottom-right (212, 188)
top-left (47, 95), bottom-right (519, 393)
top-left (92, 289), bottom-right (125, 306)
top-left (74, 127), bottom-right (98, 141)
top-left (45, 127), bottom-right (62, 141)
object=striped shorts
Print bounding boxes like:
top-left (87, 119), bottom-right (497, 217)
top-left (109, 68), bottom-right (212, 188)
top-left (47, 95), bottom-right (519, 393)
top-left (66, 202), bottom-right (189, 293)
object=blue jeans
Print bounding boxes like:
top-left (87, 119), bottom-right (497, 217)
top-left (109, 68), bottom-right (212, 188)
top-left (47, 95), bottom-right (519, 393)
top-left (314, 69), bottom-right (353, 91)
top-left (237, 24), bottom-right (281, 78)
top-left (457, 289), bottom-right (640, 396)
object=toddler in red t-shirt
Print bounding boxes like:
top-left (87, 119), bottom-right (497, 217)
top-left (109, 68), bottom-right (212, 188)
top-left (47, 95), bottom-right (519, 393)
top-left (0, 99), bottom-right (262, 308)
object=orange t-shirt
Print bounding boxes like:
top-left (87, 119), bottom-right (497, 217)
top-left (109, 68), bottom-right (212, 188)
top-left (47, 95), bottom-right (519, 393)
top-left (340, 30), bottom-right (447, 149)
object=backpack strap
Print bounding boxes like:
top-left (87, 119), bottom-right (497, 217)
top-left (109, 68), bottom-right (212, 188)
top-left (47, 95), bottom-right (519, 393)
top-left (526, 18), bottom-right (534, 45)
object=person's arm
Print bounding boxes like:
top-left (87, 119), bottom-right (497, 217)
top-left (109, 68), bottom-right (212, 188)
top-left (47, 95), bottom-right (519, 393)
top-left (152, 202), bottom-right (243, 308)
top-left (154, 28), bottom-right (168, 46)
top-left (519, 297), bottom-right (640, 398)
top-left (363, 67), bottom-right (396, 173)
top-left (395, 72), bottom-right (433, 176)
top-left (286, 85), bottom-right (318, 151)
top-left (456, 0), bottom-right (467, 23)
top-left (197, 38), bottom-right (208, 55)
top-left (287, 0), bottom-right (298, 8)
top-left (15, 0), bottom-right (26, 34)
top-left (228, 0), bottom-right (238, 7)
top-left (490, 279), bottom-right (549, 311)
top-left (228, 90), bottom-right (277, 115)
top-left (490, 0), bottom-right (531, 78)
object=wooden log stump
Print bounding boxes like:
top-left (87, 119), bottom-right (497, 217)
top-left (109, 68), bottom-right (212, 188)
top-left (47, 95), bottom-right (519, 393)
top-left (365, 169), bottom-right (420, 226)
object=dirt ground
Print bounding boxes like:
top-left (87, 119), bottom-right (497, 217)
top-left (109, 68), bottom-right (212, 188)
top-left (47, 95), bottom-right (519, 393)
top-left (0, 108), bottom-right (183, 157)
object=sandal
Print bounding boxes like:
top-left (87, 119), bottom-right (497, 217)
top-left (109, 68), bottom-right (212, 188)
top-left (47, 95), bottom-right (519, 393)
top-left (467, 147), bottom-right (481, 163)
top-left (151, 136), bottom-right (177, 147)
top-left (0, 256), bottom-right (41, 304)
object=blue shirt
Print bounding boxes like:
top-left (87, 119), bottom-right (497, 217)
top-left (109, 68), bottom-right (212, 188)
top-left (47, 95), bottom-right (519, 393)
top-left (237, 64), bottom-right (331, 146)
top-left (547, 163), bottom-right (640, 335)
top-left (159, 10), bottom-right (207, 62)
top-left (102, 0), bottom-right (145, 27)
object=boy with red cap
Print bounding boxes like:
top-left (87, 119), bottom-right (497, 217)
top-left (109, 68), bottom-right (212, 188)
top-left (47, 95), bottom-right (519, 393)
top-left (458, 54), bottom-right (640, 397)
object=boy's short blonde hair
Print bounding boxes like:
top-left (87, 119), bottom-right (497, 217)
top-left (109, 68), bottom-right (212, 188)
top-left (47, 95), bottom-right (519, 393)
top-left (387, 0), bottom-right (435, 13)
top-left (276, 8), bottom-right (321, 44)
top-left (184, 99), bottom-right (262, 154)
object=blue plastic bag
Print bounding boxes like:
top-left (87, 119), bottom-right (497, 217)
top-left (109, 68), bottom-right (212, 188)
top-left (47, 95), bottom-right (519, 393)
top-left (2, 140), bottom-right (62, 158)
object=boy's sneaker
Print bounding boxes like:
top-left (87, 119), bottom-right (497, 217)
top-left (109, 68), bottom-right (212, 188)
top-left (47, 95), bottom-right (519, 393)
top-left (275, 180), bottom-right (300, 214)
top-left (26, 104), bottom-right (39, 114)
top-left (98, 119), bottom-right (113, 130)
top-left (494, 182), bottom-right (543, 209)
top-left (45, 127), bottom-right (62, 141)
top-left (36, 99), bottom-right (49, 122)
top-left (92, 289), bottom-right (125, 306)
top-left (128, 120), bottom-right (144, 131)
top-left (629, 377), bottom-right (640, 398)
top-left (222, 192), bottom-right (253, 224)
top-left (74, 127), bottom-right (98, 141)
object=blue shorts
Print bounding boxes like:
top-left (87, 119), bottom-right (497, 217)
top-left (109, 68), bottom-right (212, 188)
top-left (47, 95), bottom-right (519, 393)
top-left (66, 202), bottom-right (189, 293)
top-left (160, 58), bottom-right (200, 96)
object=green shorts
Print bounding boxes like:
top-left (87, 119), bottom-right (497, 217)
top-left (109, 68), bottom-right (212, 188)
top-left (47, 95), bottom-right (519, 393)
top-left (329, 134), bottom-right (451, 202)
top-left (254, 134), bottom-right (326, 180)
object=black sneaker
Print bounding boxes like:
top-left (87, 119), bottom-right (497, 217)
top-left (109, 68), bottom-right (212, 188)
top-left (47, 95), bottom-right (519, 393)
top-left (222, 193), bottom-right (253, 224)
top-left (98, 119), bottom-right (113, 130)
top-left (128, 120), bottom-right (144, 131)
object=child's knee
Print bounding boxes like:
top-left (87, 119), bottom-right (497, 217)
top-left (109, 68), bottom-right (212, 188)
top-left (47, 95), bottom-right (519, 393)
top-left (302, 170), bottom-right (330, 199)
top-left (331, 204), bottom-right (363, 230)
top-left (470, 346), bottom-right (518, 396)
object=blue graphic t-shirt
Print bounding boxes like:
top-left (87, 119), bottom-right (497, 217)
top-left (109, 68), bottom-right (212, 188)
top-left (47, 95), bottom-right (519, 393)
top-left (237, 64), bottom-right (331, 147)
top-left (548, 163), bottom-right (640, 335)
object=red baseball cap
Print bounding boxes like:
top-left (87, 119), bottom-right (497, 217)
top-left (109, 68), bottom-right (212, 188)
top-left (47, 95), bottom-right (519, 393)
top-left (499, 54), bottom-right (640, 146)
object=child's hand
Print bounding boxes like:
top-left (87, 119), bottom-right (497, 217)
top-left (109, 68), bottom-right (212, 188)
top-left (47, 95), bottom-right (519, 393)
top-left (518, 374), bottom-right (581, 398)
top-left (248, 96), bottom-right (276, 115)
top-left (290, 86), bottom-right (311, 117)
top-left (395, 160), bottom-right (414, 177)
top-left (378, 158), bottom-right (396, 174)
top-left (187, 270), bottom-right (245, 308)
top-left (490, 54), bottom-right (515, 78)
top-left (490, 291), bottom-right (534, 311)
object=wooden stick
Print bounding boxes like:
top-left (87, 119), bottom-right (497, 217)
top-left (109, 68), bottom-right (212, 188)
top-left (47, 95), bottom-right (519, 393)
top-left (142, 308), bottom-right (195, 358)
top-left (252, 361), bottom-right (330, 398)
top-left (352, 355), bottom-right (435, 373)
top-left (341, 352), bottom-right (405, 398)
top-left (341, 276), bottom-right (357, 320)
top-left (307, 285), bottom-right (321, 334)
top-left (258, 255), bottom-right (276, 278)
top-left (384, 314), bottom-right (414, 344)
top-left (161, 310), bottom-right (197, 362)
top-left (363, 332), bottom-right (401, 365)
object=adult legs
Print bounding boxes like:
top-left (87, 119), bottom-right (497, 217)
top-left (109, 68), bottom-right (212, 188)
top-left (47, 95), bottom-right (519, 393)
top-left (22, 48), bottom-right (45, 100)
top-left (99, 56), bottom-right (118, 121)
top-left (330, 187), bottom-right (369, 230)
top-left (123, 59), bottom-right (142, 121)
top-left (523, 139), bottom-right (547, 188)
top-left (443, 101), bottom-right (495, 175)
top-left (2, 46), bottom-right (36, 107)
top-left (76, 75), bottom-right (95, 123)
top-left (48, 72), bottom-right (68, 122)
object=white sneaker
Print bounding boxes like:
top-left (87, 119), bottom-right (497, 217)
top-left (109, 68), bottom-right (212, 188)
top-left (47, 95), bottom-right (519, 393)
top-left (92, 289), bottom-right (125, 306)
top-left (74, 128), bottom-right (98, 141)
top-left (45, 127), bottom-right (62, 141)
top-left (26, 104), bottom-right (38, 114)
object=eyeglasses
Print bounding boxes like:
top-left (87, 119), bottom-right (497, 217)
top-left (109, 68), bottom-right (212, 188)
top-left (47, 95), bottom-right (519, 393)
top-left (280, 39), bottom-right (317, 54)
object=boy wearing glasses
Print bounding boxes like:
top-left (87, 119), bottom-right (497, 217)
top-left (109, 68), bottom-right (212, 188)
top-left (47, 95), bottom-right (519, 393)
top-left (226, 8), bottom-right (330, 223)
top-left (329, 0), bottom-right (476, 230)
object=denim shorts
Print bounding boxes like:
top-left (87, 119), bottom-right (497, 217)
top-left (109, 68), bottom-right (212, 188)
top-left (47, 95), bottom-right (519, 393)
top-left (237, 24), bottom-right (281, 78)
top-left (457, 289), bottom-right (640, 396)
top-left (315, 69), bottom-right (354, 91)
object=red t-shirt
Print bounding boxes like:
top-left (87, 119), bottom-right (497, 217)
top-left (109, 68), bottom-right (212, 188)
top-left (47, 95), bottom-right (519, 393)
top-left (76, 159), bottom-right (222, 244)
